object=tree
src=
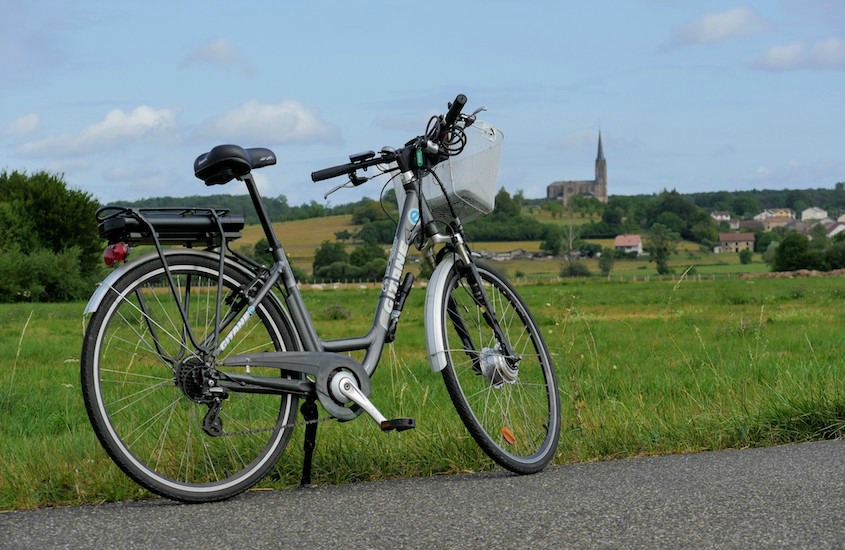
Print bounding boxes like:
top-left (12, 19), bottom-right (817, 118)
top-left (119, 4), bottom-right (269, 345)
top-left (540, 228), bottom-right (563, 256)
top-left (543, 200), bottom-right (563, 220)
top-left (312, 241), bottom-right (348, 274)
top-left (731, 194), bottom-right (760, 217)
top-left (253, 238), bottom-right (273, 265)
top-left (0, 170), bottom-right (102, 301)
top-left (739, 248), bottom-right (753, 265)
top-left (645, 223), bottom-right (680, 275)
top-left (355, 219), bottom-right (395, 244)
top-left (825, 240), bottom-right (845, 269)
top-left (351, 198), bottom-right (386, 225)
top-left (493, 188), bottom-right (521, 217)
top-left (598, 248), bottom-right (615, 276)
top-left (1, 170), bottom-right (101, 271)
top-left (601, 206), bottom-right (624, 233)
top-left (349, 242), bottom-right (386, 266)
top-left (334, 230), bottom-right (352, 242)
top-left (770, 232), bottom-right (807, 271)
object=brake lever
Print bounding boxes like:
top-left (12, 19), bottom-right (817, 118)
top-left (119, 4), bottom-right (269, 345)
top-left (323, 171), bottom-right (371, 199)
top-left (462, 106), bottom-right (487, 128)
top-left (324, 180), bottom-right (352, 200)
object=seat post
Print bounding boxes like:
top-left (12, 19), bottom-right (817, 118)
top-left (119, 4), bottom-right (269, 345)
top-left (241, 173), bottom-right (283, 262)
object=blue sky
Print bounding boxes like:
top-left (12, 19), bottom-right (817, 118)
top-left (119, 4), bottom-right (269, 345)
top-left (1, 0), bottom-right (843, 207)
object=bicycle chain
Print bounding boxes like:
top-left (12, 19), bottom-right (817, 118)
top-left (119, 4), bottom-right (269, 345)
top-left (220, 412), bottom-right (336, 437)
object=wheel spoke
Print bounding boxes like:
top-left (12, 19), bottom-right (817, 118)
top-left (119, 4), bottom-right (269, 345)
top-left (441, 262), bottom-right (560, 473)
top-left (82, 256), bottom-right (300, 502)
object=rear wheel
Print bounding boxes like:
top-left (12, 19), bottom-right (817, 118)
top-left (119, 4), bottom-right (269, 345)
top-left (439, 261), bottom-right (560, 473)
top-left (81, 253), bottom-right (300, 502)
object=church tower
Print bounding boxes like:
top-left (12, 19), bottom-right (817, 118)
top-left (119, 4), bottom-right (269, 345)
top-left (546, 131), bottom-right (609, 204)
top-left (594, 132), bottom-right (608, 202)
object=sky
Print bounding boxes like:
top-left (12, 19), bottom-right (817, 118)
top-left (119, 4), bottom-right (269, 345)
top-left (1, 0), bottom-right (843, 208)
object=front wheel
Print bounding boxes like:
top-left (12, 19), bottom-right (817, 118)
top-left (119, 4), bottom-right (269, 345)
top-left (438, 261), bottom-right (560, 474)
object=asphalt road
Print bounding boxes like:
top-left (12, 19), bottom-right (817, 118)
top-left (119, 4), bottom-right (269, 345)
top-left (2, 440), bottom-right (843, 549)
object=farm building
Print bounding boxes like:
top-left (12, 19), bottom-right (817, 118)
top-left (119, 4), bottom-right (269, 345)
top-left (614, 234), bottom-right (643, 256)
top-left (717, 232), bottom-right (755, 253)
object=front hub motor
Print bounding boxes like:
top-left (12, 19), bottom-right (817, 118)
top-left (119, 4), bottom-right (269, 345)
top-left (479, 346), bottom-right (518, 388)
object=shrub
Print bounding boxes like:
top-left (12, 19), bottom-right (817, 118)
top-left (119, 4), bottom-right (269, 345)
top-left (561, 262), bottom-right (592, 278)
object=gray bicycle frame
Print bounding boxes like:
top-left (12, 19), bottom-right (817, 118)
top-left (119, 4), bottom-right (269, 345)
top-left (225, 169), bottom-right (434, 378)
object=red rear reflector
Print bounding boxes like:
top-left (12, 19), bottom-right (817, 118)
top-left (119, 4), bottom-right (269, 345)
top-left (103, 242), bottom-right (129, 266)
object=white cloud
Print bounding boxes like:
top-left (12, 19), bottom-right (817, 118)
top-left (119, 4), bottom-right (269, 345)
top-left (752, 41), bottom-right (805, 71)
top-left (810, 37), bottom-right (845, 69)
top-left (16, 106), bottom-right (179, 157)
top-left (4, 113), bottom-right (40, 136)
top-left (753, 37), bottom-right (845, 71)
top-left (668, 7), bottom-right (767, 47)
top-left (180, 38), bottom-right (252, 73)
top-left (196, 100), bottom-right (341, 145)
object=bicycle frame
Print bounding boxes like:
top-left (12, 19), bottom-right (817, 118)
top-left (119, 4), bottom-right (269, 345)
top-left (225, 170), bottom-right (425, 374)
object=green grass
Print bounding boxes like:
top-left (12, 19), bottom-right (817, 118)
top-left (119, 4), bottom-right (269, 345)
top-left (1, 275), bottom-right (844, 509)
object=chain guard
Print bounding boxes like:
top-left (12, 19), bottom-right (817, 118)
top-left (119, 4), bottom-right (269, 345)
top-left (223, 351), bottom-right (371, 421)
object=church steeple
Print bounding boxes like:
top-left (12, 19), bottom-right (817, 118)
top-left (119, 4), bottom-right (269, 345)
top-left (597, 132), bottom-right (605, 162)
top-left (594, 132), bottom-right (608, 202)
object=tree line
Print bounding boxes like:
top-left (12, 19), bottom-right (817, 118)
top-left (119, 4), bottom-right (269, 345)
top-left (3, 169), bottom-right (845, 301)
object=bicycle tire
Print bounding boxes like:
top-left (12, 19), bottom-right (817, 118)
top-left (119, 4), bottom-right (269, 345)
top-left (438, 261), bottom-right (560, 473)
top-left (81, 252), bottom-right (300, 502)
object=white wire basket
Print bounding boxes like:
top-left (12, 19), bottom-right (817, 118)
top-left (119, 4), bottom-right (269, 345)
top-left (395, 120), bottom-right (503, 224)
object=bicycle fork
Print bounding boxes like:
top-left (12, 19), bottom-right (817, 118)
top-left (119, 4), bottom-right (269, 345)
top-left (451, 242), bottom-right (520, 385)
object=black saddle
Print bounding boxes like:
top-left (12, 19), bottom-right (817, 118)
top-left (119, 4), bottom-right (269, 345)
top-left (194, 145), bottom-right (276, 186)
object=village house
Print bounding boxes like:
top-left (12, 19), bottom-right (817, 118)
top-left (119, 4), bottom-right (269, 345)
top-left (827, 223), bottom-right (845, 239)
top-left (614, 234), bottom-right (643, 256)
top-left (730, 219), bottom-right (763, 231)
top-left (801, 206), bottom-right (828, 221)
top-left (753, 208), bottom-right (794, 221)
top-left (762, 216), bottom-right (792, 232)
top-left (717, 232), bottom-right (755, 253)
top-left (710, 211), bottom-right (731, 223)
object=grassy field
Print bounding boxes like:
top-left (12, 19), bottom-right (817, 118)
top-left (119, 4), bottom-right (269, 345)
top-left (1, 274), bottom-right (844, 509)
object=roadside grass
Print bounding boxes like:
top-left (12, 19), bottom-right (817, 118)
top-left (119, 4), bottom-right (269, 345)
top-left (1, 276), bottom-right (844, 509)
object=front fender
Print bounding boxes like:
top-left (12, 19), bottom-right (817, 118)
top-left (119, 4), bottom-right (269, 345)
top-left (424, 255), bottom-right (456, 372)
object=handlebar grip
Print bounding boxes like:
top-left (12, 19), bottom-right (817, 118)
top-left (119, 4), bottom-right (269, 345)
top-left (311, 163), bottom-right (353, 182)
top-left (443, 94), bottom-right (467, 126)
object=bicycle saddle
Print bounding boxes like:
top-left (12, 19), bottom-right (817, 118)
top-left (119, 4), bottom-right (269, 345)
top-left (194, 145), bottom-right (277, 186)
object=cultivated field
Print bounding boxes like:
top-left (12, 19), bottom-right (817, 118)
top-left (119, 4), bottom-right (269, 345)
top-left (232, 214), bottom-right (767, 281)
top-left (1, 274), bottom-right (843, 509)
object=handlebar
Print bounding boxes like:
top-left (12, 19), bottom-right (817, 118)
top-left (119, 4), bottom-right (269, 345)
top-left (310, 94), bottom-right (470, 184)
top-left (310, 151), bottom-right (397, 182)
top-left (443, 94), bottom-right (467, 127)
top-left (310, 162), bottom-right (356, 183)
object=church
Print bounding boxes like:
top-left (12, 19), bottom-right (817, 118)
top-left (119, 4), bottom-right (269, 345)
top-left (546, 133), bottom-right (608, 204)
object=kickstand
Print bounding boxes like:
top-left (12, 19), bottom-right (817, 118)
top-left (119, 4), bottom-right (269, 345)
top-left (299, 397), bottom-right (319, 488)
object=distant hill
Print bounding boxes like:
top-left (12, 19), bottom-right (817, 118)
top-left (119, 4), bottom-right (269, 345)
top-left (113, 184), bottom-right (845, 227)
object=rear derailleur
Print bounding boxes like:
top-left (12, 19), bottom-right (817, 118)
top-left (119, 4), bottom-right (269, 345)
top-left (175, 356), bottom-right (228, 436)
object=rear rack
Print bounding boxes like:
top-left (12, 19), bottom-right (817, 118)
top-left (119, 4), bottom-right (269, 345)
top-left (96, 206), bottom-right (245, 247)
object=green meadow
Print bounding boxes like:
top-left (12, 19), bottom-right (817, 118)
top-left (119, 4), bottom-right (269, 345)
top-left (1, 274), bottom-right (844, 509)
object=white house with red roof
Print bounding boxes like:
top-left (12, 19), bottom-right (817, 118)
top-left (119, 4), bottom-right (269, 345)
top-left (614, 234), bottom-right (643, 256)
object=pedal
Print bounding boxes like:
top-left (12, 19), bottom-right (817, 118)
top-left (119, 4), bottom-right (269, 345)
top-left (380, 418), bottom-right (416, 432)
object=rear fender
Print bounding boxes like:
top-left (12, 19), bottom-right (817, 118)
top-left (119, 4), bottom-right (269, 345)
top-left (83, 250), bottom-right (291, 336)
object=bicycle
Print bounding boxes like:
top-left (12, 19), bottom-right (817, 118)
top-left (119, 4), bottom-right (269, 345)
top-left (81, 94), bottom-right (561, 503)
